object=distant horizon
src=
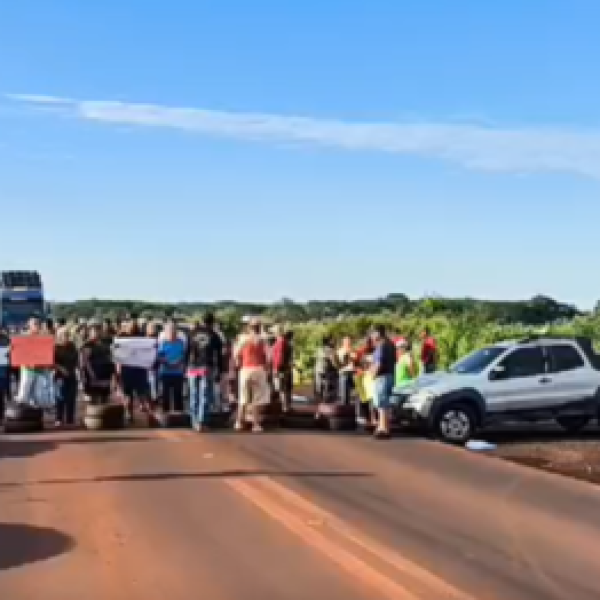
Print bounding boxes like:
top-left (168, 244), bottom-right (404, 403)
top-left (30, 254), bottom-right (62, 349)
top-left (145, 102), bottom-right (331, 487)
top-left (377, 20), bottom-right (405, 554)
top-left (49, 292), bottom-right (585, 308)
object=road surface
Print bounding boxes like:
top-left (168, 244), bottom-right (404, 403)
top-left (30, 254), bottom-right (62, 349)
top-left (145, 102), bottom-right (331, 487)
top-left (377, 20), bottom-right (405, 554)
top-left (1, 427), bottom-right (600, 599)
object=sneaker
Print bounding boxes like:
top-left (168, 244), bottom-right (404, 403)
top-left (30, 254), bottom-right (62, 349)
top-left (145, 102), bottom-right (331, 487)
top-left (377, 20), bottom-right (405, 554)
top-left (193, 422), bottom-right (202, 433)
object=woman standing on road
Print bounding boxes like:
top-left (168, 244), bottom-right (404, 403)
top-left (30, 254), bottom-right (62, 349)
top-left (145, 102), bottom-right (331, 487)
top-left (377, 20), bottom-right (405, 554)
top-left (395, 338), bottom-right (417, 387)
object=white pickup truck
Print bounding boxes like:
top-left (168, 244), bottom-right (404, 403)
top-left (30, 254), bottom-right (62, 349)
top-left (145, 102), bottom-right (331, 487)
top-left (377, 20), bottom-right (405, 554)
top-left (392, 336), bottom-right (600, 443)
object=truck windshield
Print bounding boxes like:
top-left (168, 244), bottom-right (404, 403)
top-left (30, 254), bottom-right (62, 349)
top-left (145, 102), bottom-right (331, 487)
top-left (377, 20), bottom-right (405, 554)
top-left (449, 346), bottom-right (507, 374)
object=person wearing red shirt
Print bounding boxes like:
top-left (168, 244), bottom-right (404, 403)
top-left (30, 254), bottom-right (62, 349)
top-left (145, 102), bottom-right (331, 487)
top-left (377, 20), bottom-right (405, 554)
top-left (420, 327), bottom-right (438, 373)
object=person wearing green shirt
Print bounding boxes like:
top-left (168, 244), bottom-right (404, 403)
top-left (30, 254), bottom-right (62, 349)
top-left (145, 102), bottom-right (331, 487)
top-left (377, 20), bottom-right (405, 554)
top-left (395, 338), bottom-right (417, 387)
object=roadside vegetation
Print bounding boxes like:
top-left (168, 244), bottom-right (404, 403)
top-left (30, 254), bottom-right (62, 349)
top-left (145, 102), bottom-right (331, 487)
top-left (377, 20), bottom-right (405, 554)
top-left (53, 294), bottom-right (600, 382)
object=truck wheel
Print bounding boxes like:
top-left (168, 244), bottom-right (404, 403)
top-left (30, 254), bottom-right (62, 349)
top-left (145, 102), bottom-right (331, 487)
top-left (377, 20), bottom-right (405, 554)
top-left (556, 415), bottom-right (590, 433)
top-left (432, 403), bottom-right (475, 445)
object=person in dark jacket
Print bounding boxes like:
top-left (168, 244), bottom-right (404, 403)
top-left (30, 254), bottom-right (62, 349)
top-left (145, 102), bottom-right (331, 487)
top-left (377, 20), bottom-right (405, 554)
top-left (186, 313), bottom-right (223, 432)
top-left (80, 324), bottom-right (115, 405)
top-left (54, 327), bottom-right (80, 427)
top-left (271, 327), bottom-right (294, 411)
top-left (314, 336), bottom-right (338, 402)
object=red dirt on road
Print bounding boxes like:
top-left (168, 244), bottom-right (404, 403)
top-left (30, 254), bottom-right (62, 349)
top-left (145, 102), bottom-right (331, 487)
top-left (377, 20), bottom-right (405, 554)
top-left (2, 428), bottom-right (600, 599)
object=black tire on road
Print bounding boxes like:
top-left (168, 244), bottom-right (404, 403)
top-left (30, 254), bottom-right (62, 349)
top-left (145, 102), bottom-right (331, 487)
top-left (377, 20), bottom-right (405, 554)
top-left (317, 402), bottom-right (356, 431)
top-left (160, 412), bottom-right (192, 428)
top-left (3, 419), bottom-right (44, 434)
top-left (83, 416), bottom-right (104, 431)
top-left (432, 402), bottom-right (476, 445)
top-left (83, 403), bottom-right (125, 431)
top-left (283, 402), bottom-right (320, 429)
top-left (205, 411), bottom-right (233, 429)
top-left (327, 416), bottom-right (357, 432)
top-left (4, 403), bottom-right (43, 423)
top-left (556, 415), bottom-right (591, 433)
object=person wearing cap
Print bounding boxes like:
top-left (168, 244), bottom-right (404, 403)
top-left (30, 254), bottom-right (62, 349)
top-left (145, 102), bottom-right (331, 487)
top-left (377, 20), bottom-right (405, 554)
top-left (369, 324), bottom-right (396, 439)
top-left (395, 338), bottom-right (417, 387)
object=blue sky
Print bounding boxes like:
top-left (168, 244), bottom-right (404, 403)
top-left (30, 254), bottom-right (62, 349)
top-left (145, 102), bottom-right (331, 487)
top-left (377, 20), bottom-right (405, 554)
top-left (1, 1), bottom-right (599, 307)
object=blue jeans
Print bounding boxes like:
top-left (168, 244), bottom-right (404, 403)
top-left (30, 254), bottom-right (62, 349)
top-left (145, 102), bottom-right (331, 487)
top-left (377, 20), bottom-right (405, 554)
top-left (372, 374), bottom-right (394, 410)
top-left (188, 373), bottom-right (214, 427)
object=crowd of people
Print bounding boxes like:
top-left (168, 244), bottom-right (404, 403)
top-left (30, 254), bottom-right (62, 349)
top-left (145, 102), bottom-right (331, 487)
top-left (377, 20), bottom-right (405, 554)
top-left (0, 314), bottom-right (437, 439)
top-left (313, 326), bottom-right (437, 437)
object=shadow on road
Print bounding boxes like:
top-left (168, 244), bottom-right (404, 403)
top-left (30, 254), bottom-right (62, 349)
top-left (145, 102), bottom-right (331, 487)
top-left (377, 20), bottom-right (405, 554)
top-left (0, 435), bottom-right (155, 460)
top-left (0, 469), bottom-right (372, 488)
top-left (0, 523), bottom-right (74, 571)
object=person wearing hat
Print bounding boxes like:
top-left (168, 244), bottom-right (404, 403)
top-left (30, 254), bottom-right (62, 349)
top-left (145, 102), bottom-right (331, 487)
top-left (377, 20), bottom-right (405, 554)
top-left (395, 338), bottom-right (417, 387)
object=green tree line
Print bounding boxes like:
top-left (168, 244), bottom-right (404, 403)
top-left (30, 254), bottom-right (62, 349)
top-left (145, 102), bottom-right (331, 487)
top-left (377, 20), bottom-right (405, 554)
top-left (52, 293), bottom-right (582, 327)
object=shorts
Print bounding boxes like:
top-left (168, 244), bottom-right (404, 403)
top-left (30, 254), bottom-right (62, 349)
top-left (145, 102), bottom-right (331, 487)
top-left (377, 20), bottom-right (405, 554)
top-left (372, 374), bottom-right (394, 410)
top-left (239, 367), bottom-right (269, 407)
top-left (121, 367), bottom-right (150, 400)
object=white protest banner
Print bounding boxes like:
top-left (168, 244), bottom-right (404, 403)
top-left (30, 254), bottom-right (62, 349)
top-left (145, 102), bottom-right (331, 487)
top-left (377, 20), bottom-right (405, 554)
top-left (112, 337), bottom-right (158, 369)
top-left (0, 346), bottom-right (8, 367)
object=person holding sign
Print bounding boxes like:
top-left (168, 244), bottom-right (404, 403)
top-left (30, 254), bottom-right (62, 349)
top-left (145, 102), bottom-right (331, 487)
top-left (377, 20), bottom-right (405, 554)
top-left (13, 317), bottom-right (56, 407)
top-left (114, 319), bottom-right (153, 423)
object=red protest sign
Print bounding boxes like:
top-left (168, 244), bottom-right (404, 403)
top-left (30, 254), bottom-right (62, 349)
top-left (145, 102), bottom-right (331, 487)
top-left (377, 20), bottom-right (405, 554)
top-left (10, 335), bottom-right (55, 368)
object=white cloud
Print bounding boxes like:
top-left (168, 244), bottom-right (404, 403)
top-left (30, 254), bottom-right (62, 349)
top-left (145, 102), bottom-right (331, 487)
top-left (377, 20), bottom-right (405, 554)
top-left (5, 93), bottom-right (600, 179)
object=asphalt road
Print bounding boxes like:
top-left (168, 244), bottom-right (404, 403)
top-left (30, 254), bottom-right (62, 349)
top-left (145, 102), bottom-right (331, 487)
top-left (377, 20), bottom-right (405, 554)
top-left (1, 427), bottom-right (600, 600)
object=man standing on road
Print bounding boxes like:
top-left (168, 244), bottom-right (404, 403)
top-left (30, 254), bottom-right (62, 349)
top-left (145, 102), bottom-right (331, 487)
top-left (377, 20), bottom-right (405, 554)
top-left (80, 324), bottom-right (115, 406)
top-left (157, 321), bottom-right (186, 413)
top-left (270, 326), bottom-right (293, 412)
top-left (420, 327), bottom-right (437, 374)
top-left (187, 313), bottom-right (223, 432)
top-left (370, 324), bottom-right (396, 439)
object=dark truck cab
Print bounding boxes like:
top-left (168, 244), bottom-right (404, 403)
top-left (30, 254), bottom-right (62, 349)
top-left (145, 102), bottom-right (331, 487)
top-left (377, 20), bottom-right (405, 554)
top-left (0, 271), bottom-right (47, 332)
